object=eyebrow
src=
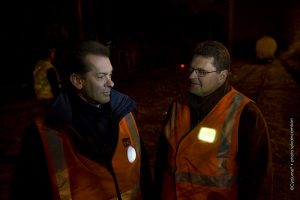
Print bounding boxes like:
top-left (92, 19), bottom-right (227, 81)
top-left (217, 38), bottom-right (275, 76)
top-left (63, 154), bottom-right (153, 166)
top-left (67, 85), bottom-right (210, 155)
top-left (96, 70), bottom-right (113, 75)
top-left (190, 67), bottom-right (208, 71)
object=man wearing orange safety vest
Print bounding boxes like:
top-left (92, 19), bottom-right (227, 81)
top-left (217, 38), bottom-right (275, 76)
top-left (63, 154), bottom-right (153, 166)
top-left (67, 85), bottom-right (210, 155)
top-left (11, 41), bottom-right (154, 200)
top-left (155, 41), bottom-right (273, 200)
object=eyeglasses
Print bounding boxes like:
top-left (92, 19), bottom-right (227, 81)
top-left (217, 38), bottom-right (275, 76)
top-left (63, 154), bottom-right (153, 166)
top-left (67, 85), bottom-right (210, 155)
top-left (189, 67), bottom-right (220, 77)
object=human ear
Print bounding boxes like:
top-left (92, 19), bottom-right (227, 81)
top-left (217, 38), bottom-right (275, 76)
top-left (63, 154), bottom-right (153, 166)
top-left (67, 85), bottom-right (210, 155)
top-left (70, 73), bottom-right (84, 90)
top-left (219, 70), bottom-right (228, 82)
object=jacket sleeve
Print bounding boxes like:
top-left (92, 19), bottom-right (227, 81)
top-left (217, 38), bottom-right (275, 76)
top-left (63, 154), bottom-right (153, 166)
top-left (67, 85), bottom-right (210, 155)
top-left (237, 102), bottom-right (273, 200)
top-left (10, 122), bottom-right (53, 200)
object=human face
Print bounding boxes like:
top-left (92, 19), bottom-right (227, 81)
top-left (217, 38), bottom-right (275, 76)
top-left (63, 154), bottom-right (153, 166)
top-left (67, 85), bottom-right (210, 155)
top-left (189, 56), bottom-right (225, 97)
top-left (79, 54), bottom-right (114, 105)
top-left (48, 48), bottom-right (56, 63)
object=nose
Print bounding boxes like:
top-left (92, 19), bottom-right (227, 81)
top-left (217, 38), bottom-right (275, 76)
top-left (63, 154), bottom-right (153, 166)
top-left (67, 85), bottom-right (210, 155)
top-left (189, 70), bottom-right (197, 79)
top-left (106, 77), bottom-right (114, 88)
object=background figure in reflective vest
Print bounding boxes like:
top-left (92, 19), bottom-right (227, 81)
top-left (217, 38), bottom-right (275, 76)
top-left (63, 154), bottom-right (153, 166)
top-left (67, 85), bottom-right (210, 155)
top-left (154, 41), bottom-right (273, 200)
top-left (33, 46), bottom-right (61, 110)
top-left (11, 40), bottom-right (154, 200)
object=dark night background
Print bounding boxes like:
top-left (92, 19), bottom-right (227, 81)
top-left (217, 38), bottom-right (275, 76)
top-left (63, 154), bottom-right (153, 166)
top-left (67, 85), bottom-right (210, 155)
top-left (1, 0), bottom-right (299, 100)
top-left (0, 0), bottom-right (300, 199)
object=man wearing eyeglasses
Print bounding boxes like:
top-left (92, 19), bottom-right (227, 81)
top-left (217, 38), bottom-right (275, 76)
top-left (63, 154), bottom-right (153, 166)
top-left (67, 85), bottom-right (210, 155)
top-left (155, 41), bottom-right (272, 200)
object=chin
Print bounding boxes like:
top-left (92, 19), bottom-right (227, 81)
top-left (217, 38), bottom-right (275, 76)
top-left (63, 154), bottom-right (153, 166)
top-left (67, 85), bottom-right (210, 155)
top-left (190, 89), bottom-right (206, 97)
top-left (190, 90), bottom-right (200, 96)
top-left (190, 87), bottom-right (200, 94)
top-left (101, 97), bottom-right (111, 104)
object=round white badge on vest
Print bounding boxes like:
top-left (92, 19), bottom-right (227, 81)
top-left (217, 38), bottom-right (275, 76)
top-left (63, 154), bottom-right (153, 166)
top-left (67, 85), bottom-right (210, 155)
top-left (127, 145), bottom-right (136, 163)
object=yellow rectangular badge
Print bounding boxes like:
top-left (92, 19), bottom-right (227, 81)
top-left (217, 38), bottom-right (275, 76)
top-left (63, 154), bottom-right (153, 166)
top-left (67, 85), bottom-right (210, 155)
top-left (198, 127), bottom-right (216, 143)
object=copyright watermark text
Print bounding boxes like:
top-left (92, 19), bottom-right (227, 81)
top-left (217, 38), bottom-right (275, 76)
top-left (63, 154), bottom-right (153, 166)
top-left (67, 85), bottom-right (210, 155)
top-left (289, 118), bottom-right (295, 191)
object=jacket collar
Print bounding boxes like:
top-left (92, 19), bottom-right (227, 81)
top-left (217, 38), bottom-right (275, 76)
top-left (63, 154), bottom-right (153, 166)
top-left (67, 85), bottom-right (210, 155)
top-left (45, 89), bottom-right (136, 125)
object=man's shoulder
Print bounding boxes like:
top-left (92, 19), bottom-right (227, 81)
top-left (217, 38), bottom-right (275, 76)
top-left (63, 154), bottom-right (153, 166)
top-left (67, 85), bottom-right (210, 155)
top-left (34, 60), bottom-right (53, 69)
top-left (111, 89), bottom-right (135, 104)
top-left (243, 101), bottom-right (264, 115)
top-left (110, 89), bottom-right (136, 120)
top-left (111, 89), bottom-right (127, 99)
top-left (230, 87), bottom-right (255, 104)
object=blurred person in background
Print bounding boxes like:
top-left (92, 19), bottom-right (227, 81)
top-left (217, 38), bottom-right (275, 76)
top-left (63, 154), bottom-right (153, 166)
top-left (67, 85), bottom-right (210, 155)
top-left (33, 46), bottom-right (61, 110)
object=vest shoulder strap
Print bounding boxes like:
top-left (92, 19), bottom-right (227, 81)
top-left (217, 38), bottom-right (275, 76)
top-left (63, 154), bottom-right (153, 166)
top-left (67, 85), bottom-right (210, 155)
top-left (34, 118), bottom-right (72, 200)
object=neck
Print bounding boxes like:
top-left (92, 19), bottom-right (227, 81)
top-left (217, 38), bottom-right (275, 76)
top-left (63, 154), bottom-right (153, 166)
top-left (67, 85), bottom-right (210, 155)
top-left (78, 94), bottom-right (100, 108)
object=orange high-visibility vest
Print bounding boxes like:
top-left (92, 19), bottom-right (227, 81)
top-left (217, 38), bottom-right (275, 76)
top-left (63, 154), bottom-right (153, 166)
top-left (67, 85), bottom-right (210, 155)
top-left (35, 112), bottom-right (141, 200)
top-left (33, 60), bottom-right (60, 100)
top-left (162, 88), bottom-right (251, 200)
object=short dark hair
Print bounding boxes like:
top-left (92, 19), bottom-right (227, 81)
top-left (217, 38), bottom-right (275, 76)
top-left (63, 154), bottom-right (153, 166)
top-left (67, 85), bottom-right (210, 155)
top-left (68, 40), bottom-right (110, 75)
top-left (38, 45), bottom-right (56, 60)
top-left (193, 41), bottom-right (230, 71)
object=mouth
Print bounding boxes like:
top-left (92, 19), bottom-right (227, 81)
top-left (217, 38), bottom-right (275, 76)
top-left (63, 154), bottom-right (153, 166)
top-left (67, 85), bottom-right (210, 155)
top-left (103, 91), bottom-right (111, 96)
top-left (190, 78), bottom-right (200, 84)
top-left (190, 82), bottom-right (201, 86)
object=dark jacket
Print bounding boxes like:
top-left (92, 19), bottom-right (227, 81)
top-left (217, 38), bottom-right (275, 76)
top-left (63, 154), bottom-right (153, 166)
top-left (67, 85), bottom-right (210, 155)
top-left (10, 89), bottom-right (154, 200)
top-left (154, 82), bottom-right (273, 200)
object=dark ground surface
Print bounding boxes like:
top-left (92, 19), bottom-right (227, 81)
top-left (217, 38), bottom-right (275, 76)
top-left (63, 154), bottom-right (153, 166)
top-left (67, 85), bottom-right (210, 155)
top-left (0, 58), bottom-right (299, 200)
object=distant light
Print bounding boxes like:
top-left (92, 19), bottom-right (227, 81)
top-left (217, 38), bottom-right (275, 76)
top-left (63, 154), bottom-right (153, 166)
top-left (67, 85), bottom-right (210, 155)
top-left (198, 127), bottom-right (216, 143)
top-left (180, 64), bottom-right (185, 68)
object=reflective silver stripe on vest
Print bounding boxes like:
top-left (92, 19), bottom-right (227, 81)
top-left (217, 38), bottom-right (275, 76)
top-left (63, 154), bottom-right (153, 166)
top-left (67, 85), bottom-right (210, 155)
top-left (124, 113), bottom-right (141, 155)
top-left (45, 127), bottom-right (72, 200)
top-left (115, 184), bottom-right (140, 200)
top-left (175, 171), bottom-right (237, 187)
top-left (217, 93), bottom-right (244, 176)
top-left (172, 93), bottom-right (245, 188)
